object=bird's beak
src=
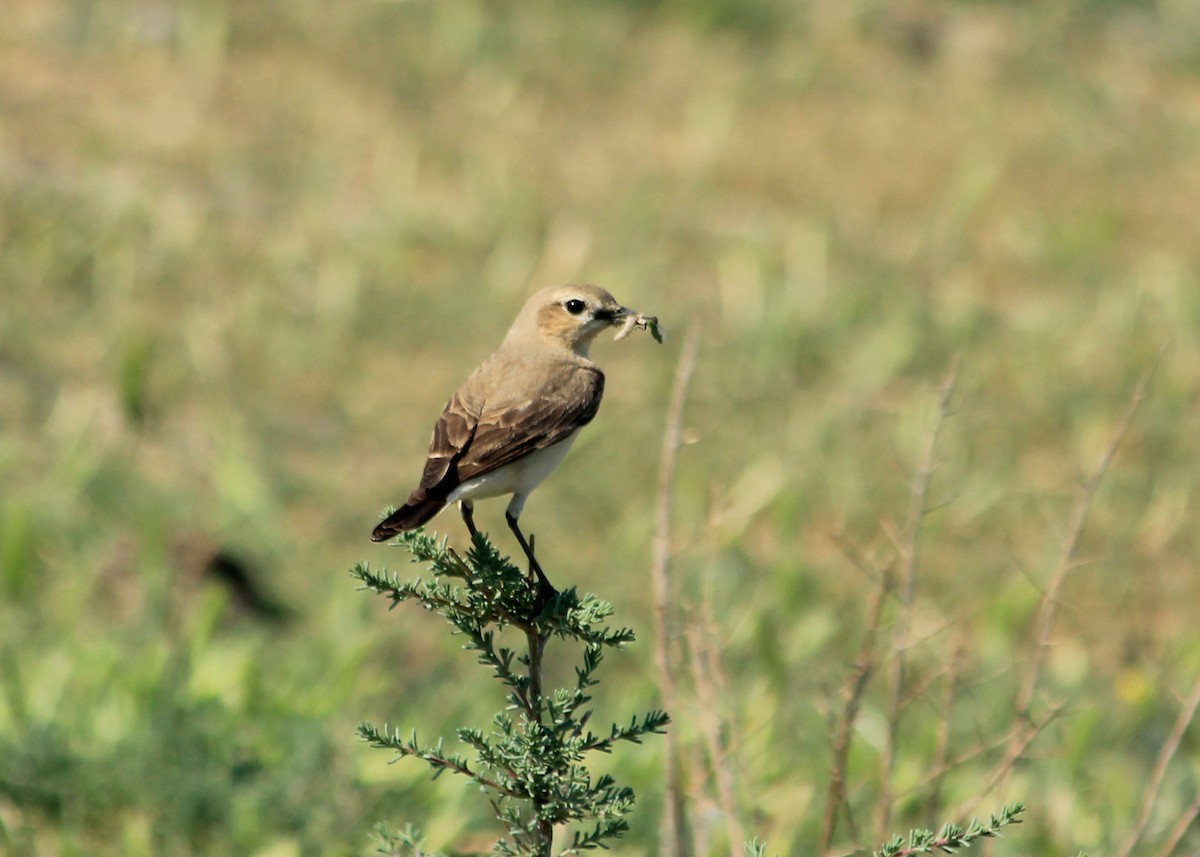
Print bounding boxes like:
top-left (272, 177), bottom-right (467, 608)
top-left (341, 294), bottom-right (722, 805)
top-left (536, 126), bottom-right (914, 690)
top-left (595, 305), bottom-right (631, 326)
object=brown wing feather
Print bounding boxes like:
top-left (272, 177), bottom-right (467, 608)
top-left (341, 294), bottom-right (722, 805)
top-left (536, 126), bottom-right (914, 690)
top-left (456, 366), bottom-right (604, 482)
top-left (370, 391), bottom-right (480, 540)
top-left (408, 391), bottom-right (479, 500)
top-left (372, 361), bottom-right (603, 541)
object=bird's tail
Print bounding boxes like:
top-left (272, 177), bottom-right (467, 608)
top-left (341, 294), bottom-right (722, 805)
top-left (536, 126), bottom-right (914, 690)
top-left (371, 497), bottom-right (445, 542)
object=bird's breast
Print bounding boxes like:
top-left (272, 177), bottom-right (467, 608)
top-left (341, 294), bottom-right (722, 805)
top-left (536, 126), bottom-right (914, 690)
top-left (447, 433), bottom-right (579, 504)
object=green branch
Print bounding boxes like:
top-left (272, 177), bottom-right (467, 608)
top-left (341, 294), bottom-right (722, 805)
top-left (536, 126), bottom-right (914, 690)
top-left (356, 722), bottom-right (525, 799)
top-left (355, 528), bottom-right (668, 856)
top-left (874, 803), bottom-right (1025, 857)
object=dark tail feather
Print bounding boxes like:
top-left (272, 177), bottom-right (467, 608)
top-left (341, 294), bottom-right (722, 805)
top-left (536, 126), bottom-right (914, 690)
top-left (371, 497), bottom-right (445, 542)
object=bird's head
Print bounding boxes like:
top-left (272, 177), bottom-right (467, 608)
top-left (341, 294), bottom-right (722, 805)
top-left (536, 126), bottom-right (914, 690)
top-left (511, 284), bottom-right (632, 357)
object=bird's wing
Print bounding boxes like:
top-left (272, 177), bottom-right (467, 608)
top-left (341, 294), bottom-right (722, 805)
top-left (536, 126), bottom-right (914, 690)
top-left (405, 390), bottom-right (480, 502)
top-left (405, 362), bottom-right (604, 503)
top-left (456, 364), bottom-right (605, 482)
top-left (377, 360), bottom-right (604, 540)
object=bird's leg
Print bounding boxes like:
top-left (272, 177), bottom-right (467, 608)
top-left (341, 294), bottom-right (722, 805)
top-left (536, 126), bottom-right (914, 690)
top-left (506, 512), bottom-right (556, 599)
top-left (460, 501), bottom-right (479, 541)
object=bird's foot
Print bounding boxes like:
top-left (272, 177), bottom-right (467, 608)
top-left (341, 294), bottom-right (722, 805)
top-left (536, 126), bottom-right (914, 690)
top-left (523, 534), bottom-right (559, 606)
top-left (506, 515), bottom-right (558, 607)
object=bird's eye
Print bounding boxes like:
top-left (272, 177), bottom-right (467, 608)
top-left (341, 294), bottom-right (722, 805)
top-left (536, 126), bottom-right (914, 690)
top-left (564, 298), bottom-right (587, 315)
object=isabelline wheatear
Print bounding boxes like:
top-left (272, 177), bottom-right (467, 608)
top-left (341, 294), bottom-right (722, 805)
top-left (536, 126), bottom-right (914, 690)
top-left (371, 284), bottom-right (637, 589)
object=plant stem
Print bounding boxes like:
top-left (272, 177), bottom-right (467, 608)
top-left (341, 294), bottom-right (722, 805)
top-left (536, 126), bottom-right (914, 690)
top-left (823, 562), bottom-right (891, 851)
top-left (651, 321), bottom-right (700, 857)
top-left (993, 355), bottom-right (1158, 810)
top-left (878, 358), bottom-right (958, 837)
top-left (527, 627), bottom-right (552, 857)
top-left (1118, 671), bottom-right (1200, 857)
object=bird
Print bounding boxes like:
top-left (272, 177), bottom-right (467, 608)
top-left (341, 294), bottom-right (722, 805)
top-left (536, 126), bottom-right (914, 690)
top-left (371, 284), bottom-right (634, 590)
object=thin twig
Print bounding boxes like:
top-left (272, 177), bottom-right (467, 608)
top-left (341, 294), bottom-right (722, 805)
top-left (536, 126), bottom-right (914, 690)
top-left (998, 356), bottom-right (1159, 801)
top-left (652, 320), bottom-right (701, 857)
top-left (1153, 791), bottom-right (1200, 857)
top-left (822, 560), bottom-right (893, 852)
top-left (685, 597), bottom-right (744, 857)
top-left (877, 358), bottom-right (959, 837)
top-left (958, 701), bottom-right (1066, 819)
top-left (1118, 672), bottom-right (1200, 857)
top-left (1015, 362), bottom-right (1155, 720)
top-left (828, 527), bottom-right (893, 588)
top-left (924, 631), bottom-right (968, 823)
top-left (897, 720), bottom-right (1014, 803)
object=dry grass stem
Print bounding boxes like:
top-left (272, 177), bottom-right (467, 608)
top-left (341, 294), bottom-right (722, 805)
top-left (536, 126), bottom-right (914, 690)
top-left (828, 529), bottom-right (894, 588)
top-left (897, 728), bottom-right (1011, 804)
top-left (651, 320), bottom-right (701, 857)
top-left (961, 701), bottom-right (1067, 820)
top-left (685, 593), bottom-right (744, 857)
top-left (1118, 672), bottom-right (1200, 857)
top-left (876, 358), bottom-right (959, 837)
top-left (924, 633), bottom-right (969, 822)
top-left (1152, 792), bottom-right (1200, 857)
top-left (821, 560), bottom-right (893, 853)
top-left (999, 354), bottom-right (1160, 800)
top-left (1016, 362), bottom-right (1156, 718)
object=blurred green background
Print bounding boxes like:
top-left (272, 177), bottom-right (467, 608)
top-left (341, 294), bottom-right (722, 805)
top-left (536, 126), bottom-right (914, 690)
top-left (3, 0), bottom-right (1200, 855)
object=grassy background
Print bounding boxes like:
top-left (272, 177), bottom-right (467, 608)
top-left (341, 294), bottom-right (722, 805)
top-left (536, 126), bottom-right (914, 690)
top-left (3, 0), bottom-right (1200, 854)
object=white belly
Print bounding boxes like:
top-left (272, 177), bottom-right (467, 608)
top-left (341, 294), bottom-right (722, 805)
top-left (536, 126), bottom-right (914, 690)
top-left (447, 434), bottom-right (578, 508)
